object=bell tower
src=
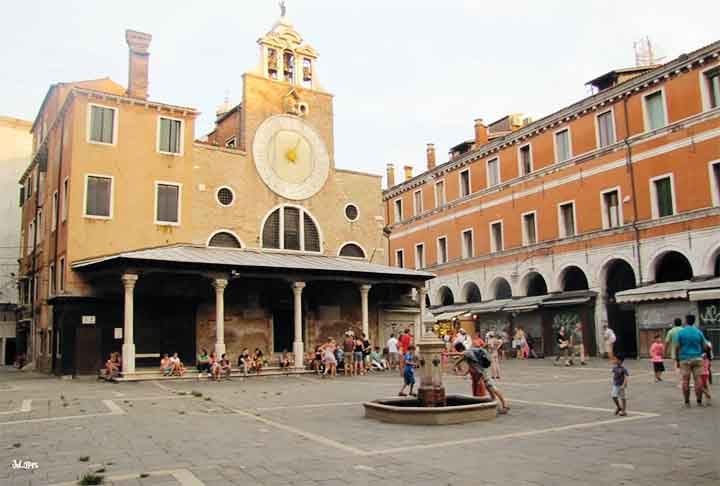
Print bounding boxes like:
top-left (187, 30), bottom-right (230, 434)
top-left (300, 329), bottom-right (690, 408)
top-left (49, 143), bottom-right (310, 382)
top-left (257, 1), bottom-right (320, 90)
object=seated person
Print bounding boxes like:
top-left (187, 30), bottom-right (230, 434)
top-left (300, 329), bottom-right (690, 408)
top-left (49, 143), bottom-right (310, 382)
top-left (105, 352), bottom-right (121, 379)
top-left (160, 353), bottom-right (173, 376)
top-left (279, 349), bottom-right (292, 369)
top-left (237, 348), bottom-right (251, 376)
top-left (197, 348), bottom-right (211, 375)
top-left (314, 345), bottom-right (325, 374)
top-left (369, 346), bottom-right (388, 371)
top-left (169, 352), bottom-right (186, 376)
top-left (220, 353), bottom-right (232, 380)
top-left (252, 348), bottom-right (264, 375)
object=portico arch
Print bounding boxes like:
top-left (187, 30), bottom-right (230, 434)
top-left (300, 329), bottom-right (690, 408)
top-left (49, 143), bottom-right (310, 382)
top-left (437, 286), bottom-right (455, 306)
top-left (522, 271), bottom-right (548, 297)
top-left (461, 282), bottom-right (482, 303)
top-left (489, 277), bottom-right (512, 300)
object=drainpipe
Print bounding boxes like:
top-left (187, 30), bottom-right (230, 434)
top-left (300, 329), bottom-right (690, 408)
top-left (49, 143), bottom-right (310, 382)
top-left (622, 96), bottom-right (644, 285)
top-left (51, 117), bottom-right (65, 373)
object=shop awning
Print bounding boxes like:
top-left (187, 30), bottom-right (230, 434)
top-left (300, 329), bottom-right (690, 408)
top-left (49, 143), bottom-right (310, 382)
top-left (614, 281), bottom-right (691, 304)
top-left (434, 311), bottom-right (466, 322)
top-left (465, 299), bottom-right (513, 315)
top-left (542, 290), bottom-right (597, 307)
top-left (502, 295), bottom-right (547, 312)
top-left (688, 277), bottom-right (720, 301)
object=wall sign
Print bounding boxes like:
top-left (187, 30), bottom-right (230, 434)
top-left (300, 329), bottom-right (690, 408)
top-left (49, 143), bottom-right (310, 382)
top-left (114, 328), bottom-right (123, 339)
top-left (81, 315), bottom-right (96, 325)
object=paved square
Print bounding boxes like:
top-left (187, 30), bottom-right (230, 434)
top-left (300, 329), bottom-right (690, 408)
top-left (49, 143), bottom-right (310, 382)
top-left (1, 359), bottom-right (718, 485)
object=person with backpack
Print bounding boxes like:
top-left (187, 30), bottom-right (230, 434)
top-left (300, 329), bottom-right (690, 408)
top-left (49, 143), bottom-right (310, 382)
top-left (449, 346), bottom-right (509, 414)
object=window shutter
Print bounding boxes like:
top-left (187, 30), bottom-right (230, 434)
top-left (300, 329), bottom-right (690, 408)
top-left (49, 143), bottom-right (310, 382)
top-left (303, 212), bottom-right (320, 252)
top-left (209, 232), bottom-right (241, 248)
top-left (19, 186), bottom-right (25, 206)
top-left (102, 108), bottom-right (114, 143)
top-left (157, 184), bottom-right (179, 223)
top-left (262, 209), bottom-right (280, 248)
top-left (159, 118), bottom-right (171, 152)
top-left (283, 207), bottom-right (300, 250)
top-left (90, 107), bottom-right (102, 142)
top-left (339, 243), bottom-right (364, 258)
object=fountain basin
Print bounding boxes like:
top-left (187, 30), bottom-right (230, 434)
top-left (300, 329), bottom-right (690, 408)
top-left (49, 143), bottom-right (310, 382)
top-left (363, 395), bottom-right (497, 425)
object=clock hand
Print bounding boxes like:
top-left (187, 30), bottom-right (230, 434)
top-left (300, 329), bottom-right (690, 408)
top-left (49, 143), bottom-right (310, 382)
top-left (285, 137), bottom-right (302, 163)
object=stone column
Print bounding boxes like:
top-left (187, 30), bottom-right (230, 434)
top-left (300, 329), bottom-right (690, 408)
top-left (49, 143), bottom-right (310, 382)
top-left (359, 284), bottom-right (372, 338)
top-left (213, 278), bottom-right (228, 357)
top-left (121, 274), bottom-right (138, 374)
top-left (417, 286), bottom-right (428, 340)
top-left (292, 281), bottom-right (306, 369)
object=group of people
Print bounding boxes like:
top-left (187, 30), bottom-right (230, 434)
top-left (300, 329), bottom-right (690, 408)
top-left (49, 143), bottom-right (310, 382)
top-left (308, 331), bottom-right (398, 378)
top-left (555, 322), bottom-right (587, 366)
top-left (160, 352), bottom-right (187, 377)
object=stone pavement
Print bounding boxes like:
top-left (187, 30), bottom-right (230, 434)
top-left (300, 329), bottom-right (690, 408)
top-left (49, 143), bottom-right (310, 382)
top-left (1, 359), bottom-right (718, 485)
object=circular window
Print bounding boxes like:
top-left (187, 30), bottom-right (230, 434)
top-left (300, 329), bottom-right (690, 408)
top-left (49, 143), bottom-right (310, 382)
top-left (344, 203), bottom-right (359, 222)
top-left (216, 187), bottom-right (234, 207)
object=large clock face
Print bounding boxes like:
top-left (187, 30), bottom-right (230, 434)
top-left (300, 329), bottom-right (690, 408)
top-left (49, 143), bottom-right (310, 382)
top-left (252, 115), bottom-right (330, 200)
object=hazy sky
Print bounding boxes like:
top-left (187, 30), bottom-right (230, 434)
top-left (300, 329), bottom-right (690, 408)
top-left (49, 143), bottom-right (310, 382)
top-left (3, 0), bottom-right (718, 184)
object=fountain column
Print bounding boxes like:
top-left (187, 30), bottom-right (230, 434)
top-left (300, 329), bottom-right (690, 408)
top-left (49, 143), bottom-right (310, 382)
top-left (415, 286), bottom-right (446, 407)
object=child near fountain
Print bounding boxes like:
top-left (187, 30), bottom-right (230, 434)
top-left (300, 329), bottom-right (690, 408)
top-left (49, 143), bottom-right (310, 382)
top-left (398, 345), bottom-right (417, 397)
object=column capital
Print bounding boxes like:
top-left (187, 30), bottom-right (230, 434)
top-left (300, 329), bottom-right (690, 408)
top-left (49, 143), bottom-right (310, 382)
top-left (292, 281), bottom-right (306, 292)
top-left (416, 286), bottom-right (428, 297)
top-left (213, 278), bottom-right (228, 291)
top-left (121, 274), bottom-right (139, 288)
top-left (359, 283), bottom-right (372, 293)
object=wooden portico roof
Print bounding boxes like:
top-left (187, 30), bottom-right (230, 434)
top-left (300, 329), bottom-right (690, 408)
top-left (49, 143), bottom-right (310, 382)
top-left (72, 244), bottom-right (435, 285)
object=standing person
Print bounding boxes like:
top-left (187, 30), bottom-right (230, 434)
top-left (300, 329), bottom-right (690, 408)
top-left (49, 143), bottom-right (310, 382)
top-left (700, 349), bottom-right (712, 404)
top-left (665, 318), bottom-right (683, 379)
top-left (361, 333), bottom-right (371, 370)
top-left (449, 346), bottom-right (509, 414)
top-left (398, 328), bottom-right (413, 373)
top-left (611, 356), bottom-right (630, 416)
top-left (398, 345), bottom-right (417, 397)
top-left (571, 322), bottom-right (587, 366)
top-left (649, 335), bottom-right (666, 382)
top-left (675, 315), bottom-right (711, 407)
top-left (354, 336), bottom-right (366, 376)
top-left (603, 323), bottom-right (617, 362)
top-left (321, 338), bottom-right (337, 378)
top-left (513, 328), bottom-right (527, 360)
top-left (343, 332), bottom-right (355, 376)
top-left (554, 327), bottom-right (570, 366)
top-left (386, 333), bottom-right (400, 371)
top-left (487, 332), bottom-right (503, 380)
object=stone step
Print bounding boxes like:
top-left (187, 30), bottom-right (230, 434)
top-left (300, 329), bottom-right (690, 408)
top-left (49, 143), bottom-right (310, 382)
top-left (114, 368), bottom-right (314, 382)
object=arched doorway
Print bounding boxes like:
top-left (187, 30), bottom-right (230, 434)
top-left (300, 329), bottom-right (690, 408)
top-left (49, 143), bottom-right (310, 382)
top-left (715, 253), bottom-right (720, 277)
top-left (605, 259), bottom-right (638, 358)
top-left (525, 272), bottom-right (548, 297)
top-left (654, 251), bottom-right (693, 283)
top-left (462, 282), bottom-right (482, 303)
top-left (491, 278), bottom-right (512, 300)
top-left (437, 286), bottom-right (455, 306)
top-left (561, 266), bottom-right (589, 291)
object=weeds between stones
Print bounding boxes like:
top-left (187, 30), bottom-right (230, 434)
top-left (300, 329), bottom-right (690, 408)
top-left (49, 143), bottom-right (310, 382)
top-left (78, 472), bottom-right (104, 485)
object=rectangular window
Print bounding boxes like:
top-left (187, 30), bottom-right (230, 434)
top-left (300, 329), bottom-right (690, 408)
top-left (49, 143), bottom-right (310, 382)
top-left (705, 68), bottom-right (720, 109)
top-left (555, 129), bottom-right (571, 162)
top-left (522, 212), bottom-right (537, 246)
top-left (462, 229), bottom-right (474, 259)
top-left (459, 170), bottom-right (470, 197)
top-left (435, 180), bottom-right (446, 207)
top-left (58, 257), bottom-right (65, 292)
top-left (394, 199), bottom-right (403, 222)
top-left (519, 144), bottom-right (532, 176)
top-left (88, 105), bottom-right (116, 144)
top-left (602, 189), bottom-right (621, 228)
top-left (51, 190), bottom-right (58, 231)
top-left (36, 210), bottom-right (43, 243)
top-left (437, 237), bottom-right (448, 264)
top-left (415, 243), bottom-right (425, 269)
top-left (395, 249), bottom-right (404, 268)
top-left (84, 175), bottom-right (112, 218)
top-left (486, 158), bottom-right (500, 187)
top-left (156, 183), bottom-right (181, 224)
top-left (48, 264), bottom-right (55, 297)
top-left (651, 175), bottom-right (675, 218)
top-left (27, 221), bottom-right (33, 255)
top-left (158, 117), bottom-right (183, 154)
top-left (61, 178), bottom-right (69, 222)
top-left (413, 190), bottom-right (423, 216)
top-left (711, 161), bottom-right (720, 207)
top-left (644, 91), bottom-right (666, 131)
top-left (597, 110), bottom-right (616, 148)
top-left (559, 202), bottom-right (576, 237)
top-left (225, 137), bottom-right (236, 149)
top-left (490, 222), bottom-right (503, 253)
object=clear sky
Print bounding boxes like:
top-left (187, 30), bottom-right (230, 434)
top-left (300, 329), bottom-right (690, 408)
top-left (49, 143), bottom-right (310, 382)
top-left (2, 0), bottom-right (718, 185)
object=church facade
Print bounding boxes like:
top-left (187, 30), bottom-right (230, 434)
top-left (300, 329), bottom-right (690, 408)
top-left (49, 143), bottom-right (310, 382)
top-left (18, 13), bottom-right (432, 375)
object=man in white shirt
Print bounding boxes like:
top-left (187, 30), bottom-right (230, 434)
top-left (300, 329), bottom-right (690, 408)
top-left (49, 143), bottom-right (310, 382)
top-left (386, 334), bottom-right (400, 371)
top-left (603, 323), bottom-right (617, 361)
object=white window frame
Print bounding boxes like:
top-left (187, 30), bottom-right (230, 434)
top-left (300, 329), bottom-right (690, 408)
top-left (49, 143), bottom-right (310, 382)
top-left (51, 190), bottom-right (58, 231)
top-left (642, 87), bottom-right (669, 132)
top-left (699, 63), bottom-right (720, 112)
top-left (61, 177), bottom-right (69, 222)
top-left (521, 210), bottom-right (538, 246)
top-left (83, 174), bottom-right (114, 220)
top-left (436, 236), bottom-right (448, 265)
top-left (489, 220), bottom-right (503, 253)
top-left (216, 185), bottom-right (236, 208)
top-left (343, 203), bottom-right (360, 222)
top-left (224, 136), bottom-right (237, 149)
top-left (86, 103), bottom-right (118, 146)
top-left (156, 115), bottom-right (185, 156)
top-left (413, 189), bottom-right (423, 216)
top-left (649, 173), bottom-right (677, 219)
top-left (553, 127), bottom-right (573, 163)
top-left (154, 181), bottom-right (183, 226)
top-left (594, 108), bottom-right (617, 148)
top-left (337, 241), bottom-right (367, 259)
top-left (414, 243), bottom-right (426, 269)
top-left (58, 257), bottom-right (65, 293)
top-left (557, 200), bottom-right (577, 238)
top-left (461, 228), bottom-right (474, 259)
top-left (394, 198), bottom-right (403, 223)
top-left (395, 249), bottom-right (405, 268)
top-left (259, 204), bottom-right (324, 253)
top-left (434, 179), bottom-right (446, 207)
top-left (709, 160), bottom-right (720, 207)
top-left (459, 169), bottom-right (471, 198)
top-left (600, 186), bottom-right (624, 229)
top-left (486, 157), bottom-right (501, 188)
top-left (517, 143), bottom-right (533, 176)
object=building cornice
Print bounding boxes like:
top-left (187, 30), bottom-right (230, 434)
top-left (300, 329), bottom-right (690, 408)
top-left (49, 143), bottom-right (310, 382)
top-left (383, 40), bottom-right (720, 200)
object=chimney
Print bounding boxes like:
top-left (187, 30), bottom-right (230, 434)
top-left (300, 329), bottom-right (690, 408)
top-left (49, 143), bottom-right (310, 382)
top-left (474, 118), bottom-right (488, 147)
top-left (386, 163), bottom-right (396, 187)
top-left (403, 165), bottom-right (413, 181)
top-left (426, 143), bottom-right (436, 170)
top-left (125, 30), bottom-right (152, 100)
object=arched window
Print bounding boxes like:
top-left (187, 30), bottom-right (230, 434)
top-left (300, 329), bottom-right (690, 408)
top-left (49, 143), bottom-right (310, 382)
top-left (339, 243), bottom-right (366, 259)
top-left (655, 251), bottom-right (693, 283)
top-left (438, 286), bottom-right (455, 306)
top-left (262, 205), bottom-right (321, 252)
top-left (491, 278), bottom-right (513, 300)
top-left (208, 231), bottom-right (242, 249)
top-left (462, 282), bottom-right (482, 303)
top-left (524, 272), bottom-right (548, 297)
top-left (561, 266), bottom-right (589, 291)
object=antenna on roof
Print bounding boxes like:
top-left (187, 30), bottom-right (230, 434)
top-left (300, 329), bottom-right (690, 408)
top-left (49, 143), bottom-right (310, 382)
top-left (634, 36), bottom-right (666, 66)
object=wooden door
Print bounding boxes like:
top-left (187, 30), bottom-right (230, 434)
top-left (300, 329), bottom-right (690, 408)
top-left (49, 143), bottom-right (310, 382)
top-left (75, 327), bottom-right (101, 374)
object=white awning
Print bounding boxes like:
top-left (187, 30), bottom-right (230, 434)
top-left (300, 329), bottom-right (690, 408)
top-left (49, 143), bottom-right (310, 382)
top-left (434, 311), bottom-right (465, 322)
top-left (615, 281), bottom-right (690, 304)
top-left (503, 295), bottom-right (547, 312)
top-left (467, 299), bottom-right (513, 314)
top-left (688, 277), bottom-right (720, 301)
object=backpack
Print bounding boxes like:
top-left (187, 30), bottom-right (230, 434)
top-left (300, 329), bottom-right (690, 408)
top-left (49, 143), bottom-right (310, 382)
top-left (468, 347), bottom-right (492, 369)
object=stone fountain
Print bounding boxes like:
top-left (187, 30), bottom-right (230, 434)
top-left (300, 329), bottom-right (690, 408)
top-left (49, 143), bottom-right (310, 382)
top-left (363, 312), bottom-right (497, 425)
